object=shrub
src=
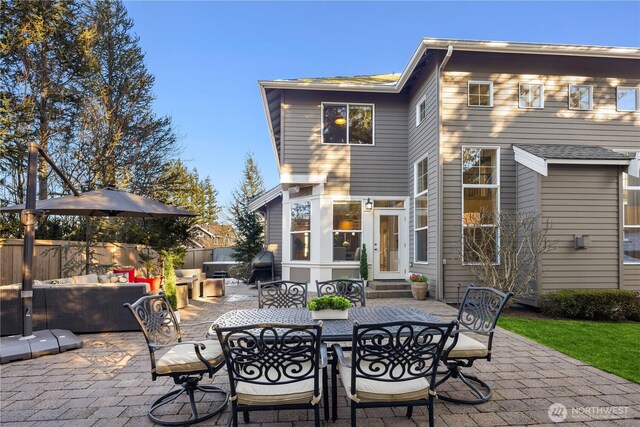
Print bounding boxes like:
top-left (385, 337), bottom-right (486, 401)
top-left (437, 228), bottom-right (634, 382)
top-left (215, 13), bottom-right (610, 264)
top-left (307, 296), bottom-right (352, 311)
top-left (359, 244), bottom-right (369, 281)
top-left (542, 289), bottom-right (640, 321)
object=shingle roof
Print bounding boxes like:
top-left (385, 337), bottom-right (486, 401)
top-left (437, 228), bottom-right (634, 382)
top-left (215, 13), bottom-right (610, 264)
top-left (513, 144), bottom-right (633, 161)
top-left (276, 73), bottom-right (400, 86)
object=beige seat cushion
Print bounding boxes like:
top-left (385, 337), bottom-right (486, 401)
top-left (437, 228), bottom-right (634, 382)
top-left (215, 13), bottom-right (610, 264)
top-left (337, 358), bottom-right (431, 402)
top-left (446, 333), bottom-right (489, 359)
top-left (235, 363), bottom-right (321, 406)
top-left (156, 340), bottom-right (224, 375)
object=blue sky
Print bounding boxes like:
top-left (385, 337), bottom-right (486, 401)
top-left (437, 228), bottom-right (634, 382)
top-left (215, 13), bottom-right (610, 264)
top-left (124, 1), bottom-right (640, 208)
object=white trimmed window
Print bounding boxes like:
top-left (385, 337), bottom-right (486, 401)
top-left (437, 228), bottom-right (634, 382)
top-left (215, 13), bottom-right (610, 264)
top-left (322, 103), bottom-right (374, 145)
top-left (415, 96), bottom-right (427, 126)
top-left (332, 201), bottom-right (362, 261)
top-left (468, 81), bottom-right (493, 107)
top-left (462, 147), bottom-right (500, 264)
top-left (623, 170), bottom-right (640, 264)
top-left (569, 85), bottom-right (593, 110)
top-left (290, 201), bottom-right (311, 261)
top-left (617, 87), bottom-right (639, 112)
top-left (519, 83), bottom-right (544, 109)
top-left (414, 157), bottom-right (428, 263)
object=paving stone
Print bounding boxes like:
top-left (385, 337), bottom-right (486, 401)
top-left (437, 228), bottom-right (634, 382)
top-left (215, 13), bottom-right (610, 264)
top-left (1, 285), bottom-right (638, 427)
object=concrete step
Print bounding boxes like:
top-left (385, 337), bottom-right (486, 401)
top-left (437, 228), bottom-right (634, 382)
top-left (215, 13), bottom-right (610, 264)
top-left (366, 289), bottom-right (414, 299)
top-left (368, 280), bottom-right (411, 291)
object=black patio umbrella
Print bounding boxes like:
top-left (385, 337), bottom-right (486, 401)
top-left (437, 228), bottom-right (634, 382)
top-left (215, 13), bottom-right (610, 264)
top-left (0, 186), bottom-right (197, 218)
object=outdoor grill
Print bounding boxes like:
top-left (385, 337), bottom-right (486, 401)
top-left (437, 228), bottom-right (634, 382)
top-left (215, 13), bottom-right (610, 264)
top-left (247, 250), bottom-right (274, 284)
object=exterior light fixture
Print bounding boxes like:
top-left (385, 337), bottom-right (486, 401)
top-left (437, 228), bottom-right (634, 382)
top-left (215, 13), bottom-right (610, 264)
top-left (365, 198), bottom-right (373, 211)
top-left (334, 115), bottom-right (347, 126)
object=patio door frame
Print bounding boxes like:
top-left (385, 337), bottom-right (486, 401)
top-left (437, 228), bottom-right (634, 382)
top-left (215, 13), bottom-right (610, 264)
top-left (373, 208), bottom-right (407, 280)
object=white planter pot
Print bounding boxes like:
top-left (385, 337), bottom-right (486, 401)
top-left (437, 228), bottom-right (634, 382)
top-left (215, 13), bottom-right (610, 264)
top-left (311, 309), bottom-right (349, 320)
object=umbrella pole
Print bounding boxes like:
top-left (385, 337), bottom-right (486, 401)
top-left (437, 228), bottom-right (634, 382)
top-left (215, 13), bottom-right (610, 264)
top-left (20, 142), bottom-right (39, 338)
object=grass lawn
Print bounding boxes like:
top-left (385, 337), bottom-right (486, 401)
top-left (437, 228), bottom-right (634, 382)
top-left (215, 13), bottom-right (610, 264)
top-left (498, 316), bottom-right (640, 384)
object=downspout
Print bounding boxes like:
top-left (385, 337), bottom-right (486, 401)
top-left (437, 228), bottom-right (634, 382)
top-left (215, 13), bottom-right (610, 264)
top-left (437, 45), bottom-right (453, 302)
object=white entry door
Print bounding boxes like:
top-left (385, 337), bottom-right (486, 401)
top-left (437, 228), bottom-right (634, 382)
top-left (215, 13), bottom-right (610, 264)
top-left (373, 209), bottom-right (405, 279)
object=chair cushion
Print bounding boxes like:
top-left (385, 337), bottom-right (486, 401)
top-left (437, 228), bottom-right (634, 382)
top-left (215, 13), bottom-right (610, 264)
top-left (337, 358), bottom-right (430, 402)
top-left (235, 363), bottom-right (320, 406)
top-left (446, 333), bottom-right (489, 359)
top-left (156, 340), bottom-right (224, 375)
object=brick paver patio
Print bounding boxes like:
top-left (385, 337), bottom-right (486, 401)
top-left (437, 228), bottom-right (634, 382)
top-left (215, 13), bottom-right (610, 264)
top-left (1, 282), bottom-right (638, 426)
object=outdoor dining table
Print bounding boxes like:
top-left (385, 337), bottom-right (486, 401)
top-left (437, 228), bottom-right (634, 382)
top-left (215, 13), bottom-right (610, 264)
top-left (207, 306), bottom-right (442, 341)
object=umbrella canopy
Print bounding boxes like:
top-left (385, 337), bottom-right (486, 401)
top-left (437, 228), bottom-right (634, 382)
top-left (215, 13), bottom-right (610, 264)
top-left (0, 187), bottom-right (196, 218)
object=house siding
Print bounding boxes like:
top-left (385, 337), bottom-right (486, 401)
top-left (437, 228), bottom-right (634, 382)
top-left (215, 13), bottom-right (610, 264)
top-left (540, 165), bottom-right (619, 291)
top-left (282, 90), bottom-right (409, 196)
top-left (265, 196), bottom-right (283, 279)
top-left (407, 59), bottom-right (440, 295)
top-left (440, 52), bottom-right (639, 301)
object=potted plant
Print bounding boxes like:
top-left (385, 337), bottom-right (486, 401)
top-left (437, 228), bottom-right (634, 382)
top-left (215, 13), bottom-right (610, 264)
top-left (161, 250), bottom-right (180, 322)
top-left (136, 251), bottom-right (162, 292)
top-left (307, 295), bottom-right (352, 320)
top-left (409, 273), bottom-right (429, 300)
top-left (359, 244), bottom-right (369, 286)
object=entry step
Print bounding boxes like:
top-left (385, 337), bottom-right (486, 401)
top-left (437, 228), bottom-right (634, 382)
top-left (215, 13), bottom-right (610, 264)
top-left (366, 280), bottom-right (413, 299)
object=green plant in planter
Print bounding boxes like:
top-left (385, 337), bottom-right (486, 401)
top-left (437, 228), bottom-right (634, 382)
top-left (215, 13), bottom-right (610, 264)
top-left (307, 295), bottom-right (352, 311)
top-left (409, 273), bottom-right (428, 283)
top-left (359, 244), bottom-right (369, 281)
top-left (139, 251), bottom-right (159, 278)
top-left (161, 250), bottom-right (178, 311)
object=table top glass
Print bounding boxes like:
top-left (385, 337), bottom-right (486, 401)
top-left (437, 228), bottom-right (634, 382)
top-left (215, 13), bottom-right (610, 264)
top-left (208, 306), bottom-right (442, 342)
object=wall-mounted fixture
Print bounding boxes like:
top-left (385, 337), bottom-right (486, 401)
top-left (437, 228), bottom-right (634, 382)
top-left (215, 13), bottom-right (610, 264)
top-left (574, 235), bottom-right (590, 250)
top-left (365, 198), bottom-right (373, 211)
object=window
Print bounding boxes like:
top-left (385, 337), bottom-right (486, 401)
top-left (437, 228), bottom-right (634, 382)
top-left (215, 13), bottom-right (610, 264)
top-left (617, 87), bottom-right (639, 112)
top-left (462, 147), bottom-right (499, 264)
top-left (290, 202), bottom-right (311, 261)
top-left (414, 157), bottom-right (428, 263)
top-left (468, 81), bottom-right (493, 107)
top-left (569, 85), bottom-right (593, 110)
top-left (373, 200), bottom-right (405, 208)
top-left (415, 96), bottom-right (427, 126)
top-left (623, 171), bottom-right (640, 264)
top-left (332, 201), bottom-right (362, 261)
top-left (322, 103), bottom-right (373, 145)
top-left (519, 83), bottom-right (544, 109)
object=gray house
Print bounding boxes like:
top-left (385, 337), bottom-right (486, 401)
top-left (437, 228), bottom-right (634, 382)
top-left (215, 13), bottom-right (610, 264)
top-left (250, 38), bottom-right (640, 303)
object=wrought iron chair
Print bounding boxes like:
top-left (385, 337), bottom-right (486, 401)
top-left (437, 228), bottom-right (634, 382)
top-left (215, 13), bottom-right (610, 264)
top-left (257, 280), bottom-right (308, 308)
top-left (316, 279), bottom-right (366, 307)
top-left (332, 320), bottom-right (457, 427)
top-left (213, 322), bottom-right (328, 427)
top-left (434, 285), bottom-right (512, 404)
top-left (124, 294), bottom-right (228, 425)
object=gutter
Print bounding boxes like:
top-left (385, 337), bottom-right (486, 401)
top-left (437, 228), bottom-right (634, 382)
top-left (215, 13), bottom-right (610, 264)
top-left (437, 46), bottom-right (453, 302)
top-left (258, 82), bottom-right (282, 175)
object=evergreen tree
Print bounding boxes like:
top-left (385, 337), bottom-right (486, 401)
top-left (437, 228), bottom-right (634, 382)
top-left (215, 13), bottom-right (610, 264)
top-left (229, 153), bottom-right (265, 278)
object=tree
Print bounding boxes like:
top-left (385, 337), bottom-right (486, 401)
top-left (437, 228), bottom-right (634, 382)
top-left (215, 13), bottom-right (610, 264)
top-left (229, 153), bottom-right (265, 280)
top-left (460, 209), bottom-right (555, 305)
top-left (72, 0), bottom-right (177, 194)
top-left (0, 0), bottom-right (87, 202)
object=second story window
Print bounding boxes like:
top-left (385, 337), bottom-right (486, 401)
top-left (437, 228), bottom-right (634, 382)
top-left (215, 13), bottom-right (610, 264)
top-left (415, 96), bottom-right (427, 126)
top-left (519, 83), bottom-right (544, 109)
top-left (468, 81), bottom-right (493, 107)
top-left (414, 156), bottom-right (428, 263)
top-left (569, 85), bottom-right (593, 110)
top-left (291, 202), bottom-right (311, 261)
top-left (617, 87), bottom-right (639, 112)
top-left (322, 103), bottom-right (373, 145)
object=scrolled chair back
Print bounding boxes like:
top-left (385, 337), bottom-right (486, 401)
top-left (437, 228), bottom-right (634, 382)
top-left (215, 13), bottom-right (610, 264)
top-left (257, 280), bottom-right (308, 309)
top-left (316, 279), bottom-right (366, 307)
top-left (457, 285), bottom-right (512, 335)
top-left (214, 323), bottom-right (323, 392)
top-left (124, 293), bottom-right (181, 347)
top-left (350, 321), bottom-right (456, 386)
